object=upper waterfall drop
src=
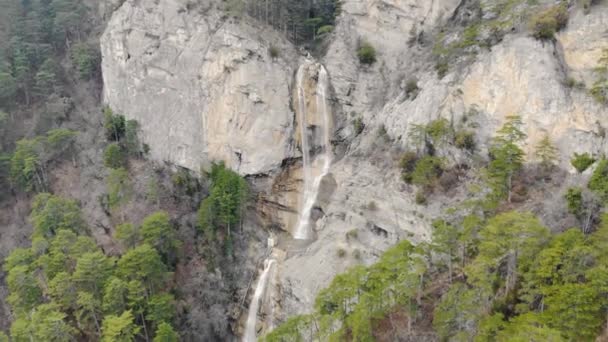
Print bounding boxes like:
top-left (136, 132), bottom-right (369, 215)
top-left (293, 63), bottom-right (333, 240)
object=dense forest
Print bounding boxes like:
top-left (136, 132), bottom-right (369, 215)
top-left (0, 0), bottom-right (254, 340)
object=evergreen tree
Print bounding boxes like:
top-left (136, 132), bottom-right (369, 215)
top-left (140, 211), bottom-right (180, 264)
top-left (101, 310), bottom-right (140, 342)
top-left (153, 322), bottom-right (179, 342)
top-left (487, 115), bottom-right (526, 203)
top-left (115, 223), bottom-right (141, 250)
top-left (102, 277), bottom-right (130, 315)
top-left (534, 134), bottom-right (558, 173)
top-left (117, 244), bottom-right (167, 295)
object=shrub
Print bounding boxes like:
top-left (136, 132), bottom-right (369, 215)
top-left (405, 79), bottom-right (419, 99)
top-left (337, 248), bottom-right (347, 258)
top-left (565, 187), bottom-right (583, 218)
top-left (415, 191), bottom-right (427, 205)
top-left (589, 159), bottom-right (608, 199)
top-left (435, 61), bottom-right (449, 79)
top-left (352, 249), bottom-right (362, 260)
top-left (411, 156), bottom-right (444, 189)
top-left (71, 43), bottom-right (99, 79)
top-left (104, 143), bottom-right (126, 169)
top-left (529, 4), bottom-right (569, 40)
top-left (346, 229), bottom-right (358, 240)
top-left (571, 152), bottom-right (595, 173)
top-left (357, 42), bottom-right (377, 65)
top-left (590, 79), bottom-right (608, 105)
top-left (268, 45), bottom-right (280, 59)
top-left (399, 151), bottom-right (419, 184)
top-left (317, 25), bottom-right (334, 36)
top-left (377, 125), bottom-right (389, 141)
top-left (455, 130), bottom-right (476, 151)
top-left (103, 107), bottom-right (126, 142)
top-left (426, 118), bottom-right (452, 148)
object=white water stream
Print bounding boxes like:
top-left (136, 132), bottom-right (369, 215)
top-left (293, 64), bottom-right (332, 240)
top-left (242, 62), bottom-right (332, 341)
top-left (243, 259), bottom-right (276, 342)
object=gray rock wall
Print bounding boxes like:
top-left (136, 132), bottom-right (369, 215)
top-left (101, 0), bottom-right (299, 174)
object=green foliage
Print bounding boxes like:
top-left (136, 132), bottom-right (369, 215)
top-left (434, 283), bottom-right (487, 341)
top-left (0, 65), bottom-right (17, 103)
top-left (70, 43), bottom-right (99, 79)
top-left (399, 151), bottom-right (419, 183)
top-left (147, 293), bottom-right (175, 326)
top-left (171, 168), bottom-right (200, 197)
top-left (107, 167), bottom-right (133, 209)
top-left (529, 4), bottom-right (569, 40)
top-left (404, 78), bottom-right (419, 99)
top-left (411, 156), bottom-right (444, 189)
top-left (317, 25), bottom-right (334, 36)
top-left (104, 143), bottom-right (127, 169)
top-left (435, 61), bottom-right (449, 79)
top-left (486, 115), bottom-right (526, 203)
top-left (101, 310), bottom-right (140, 342)
top-left (73, 252), bottom-right (114, 294)
top-left (589, 158), bottom-right (608, 200)
top-left (408, 118), bottom-right (453, 154)
top-left (10, 129), bottom-right (78, 192)
top-left (565, 187), bottom-right (583, 219)
top-left (104, 107), bottom-right (126, 142)
top-left (116, 244), bottom-right (167, 294)
top-left (455, 130), bottom-right (476, 152)
top-left (534, 134), bottom-right (558, 170)
top-left (590, 78), bottom-right (608, 105)
top-left (30, 303), bottom-right (76, 341)
top-left (153, 322), bottom-right (179, 342)
top-left (124, 120), bottom-right (141, 156)
top-left (34, 58), bottom-right (58, 97)
top-left (415, 190), bottom-right (427, 205)
top-left (267, 241), bottom-right (425, 341)
top-left (46, 128), bottom-right (77, 153)
top-left (6, 265), bottom-right (42, 313)
top-left (115, 223), bottom-right (140, 250)
top-left (140, 211), bottom-right (180, 264)
top-left (10, 137), bottom-right (46, 191)
top-left (571, 152), bottom-right (595, 173)
top-left (30, 193), bottom-right (85, 238)
top-left (357, 42), bottom-right (377, 65)
top-left (102, 277), bottom-right (129, 315)
top-left (197, 163), bottom-right (248, 248)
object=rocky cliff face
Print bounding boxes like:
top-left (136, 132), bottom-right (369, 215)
top-left (101, 0), bottom-right (299, 174)
top-left (101, 0), bottom-right (608, 335)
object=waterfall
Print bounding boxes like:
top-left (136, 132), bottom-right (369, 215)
top-left (243, 259), bottom-right (276, 342)
top-left (293, 64), bottom-right (332, 240)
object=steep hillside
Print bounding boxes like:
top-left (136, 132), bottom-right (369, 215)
top-left (1, 0), bottom-right (608, 341)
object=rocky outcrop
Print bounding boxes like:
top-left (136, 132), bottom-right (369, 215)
top-left (101, 0), bottom-right (299, 175)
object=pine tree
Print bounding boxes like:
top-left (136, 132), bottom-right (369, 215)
top-left (487, 115), bottom-right (527, 203)
top-left (102, 277), bottom-right (130, 315)
top-left (153, 322), bottom-right (179, 342)
top-left (535, 134), bottom-right (559, 173)
top-left (101, 310), bottom-right (140, 342)
top-left (115, 223), bottom-right (141, 250)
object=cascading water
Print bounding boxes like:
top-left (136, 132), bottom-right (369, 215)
top-left (293, 64), bottom-right (332, 240)
top-left (243, 259), bottom-right (276, 342)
